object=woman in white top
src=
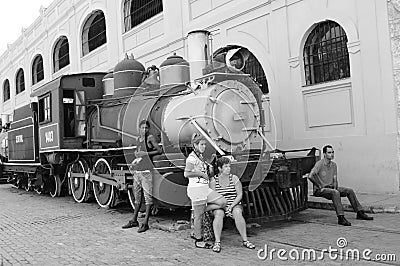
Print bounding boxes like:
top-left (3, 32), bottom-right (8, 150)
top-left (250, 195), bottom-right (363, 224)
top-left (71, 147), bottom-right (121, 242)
top-left (185, 133), bottom-right (226, 248)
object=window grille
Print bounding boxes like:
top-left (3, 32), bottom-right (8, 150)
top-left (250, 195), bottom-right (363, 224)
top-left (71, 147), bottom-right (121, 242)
top-left (32, 55), bottom-right (44, 85)
top-left (54, 36), bottom-right (70, 72)
top-left (82, 10), bottom-right (107, 56)
top-left (15, 69), bottom-right (25, 94)
top-left (303, 20), bottom-right (350, 85)
top-left (123, 0), bottom-right (163, 32)
top-left (3, 79), bottom-right (10, 102)
top-left (39, 95), bottom-right (51, 123)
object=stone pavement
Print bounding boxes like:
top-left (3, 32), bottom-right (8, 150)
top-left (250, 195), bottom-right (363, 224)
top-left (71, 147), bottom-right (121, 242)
top-left (308, 189), bottom-right (400, 214)
top-left (0, 184), bottom-right (399, 266)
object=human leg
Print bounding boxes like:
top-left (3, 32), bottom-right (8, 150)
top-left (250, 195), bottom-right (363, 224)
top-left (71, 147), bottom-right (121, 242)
top-left (231, 205), bottom-right (248, 241)
top-left (315, 188), bottom-right (344, 216)
top-left (192, 202), bottom-right (206, 239)
top-left (315, 188), bottom-right (350, 226)
top-left (122, 172), bottom-right (142, 229)
top-left (192, 202), bottom-right (212, 249)
top-left (138, 172), bottom-right (153, 232)
top-left (230, 205), bottom-right (255, 249)
top-left (337, 187), bottom-right (373, 220)
top-left (337, 187), bottom-right (362, 212)
top-left (213, 209), bottom-right (224, 243)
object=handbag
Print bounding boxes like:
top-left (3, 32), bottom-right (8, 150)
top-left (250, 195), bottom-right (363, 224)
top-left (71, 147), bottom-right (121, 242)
top-left (202, 211), bottom-right (215, 242)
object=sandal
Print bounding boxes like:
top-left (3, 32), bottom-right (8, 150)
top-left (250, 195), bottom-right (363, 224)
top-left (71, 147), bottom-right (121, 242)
top-left (194, 238), bottom-right (212, 249)
top-left (243, 240), bottom-right (255, 249)
top-left (212, 242), bottom-right (221, 253)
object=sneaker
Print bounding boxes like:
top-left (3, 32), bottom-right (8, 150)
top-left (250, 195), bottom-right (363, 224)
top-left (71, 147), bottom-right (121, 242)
top-left (338, 215), bottom-right (351, 226)
top-left (356, 211), bottom-right (373, 220)
top-left (122, 220), bottom-right (139, 229)
top-left (137, 223), bottom-right (149, 233)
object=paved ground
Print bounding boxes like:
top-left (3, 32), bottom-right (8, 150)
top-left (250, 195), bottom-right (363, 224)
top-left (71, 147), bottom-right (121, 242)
top-left (0, 184), bottom-right (399, 266)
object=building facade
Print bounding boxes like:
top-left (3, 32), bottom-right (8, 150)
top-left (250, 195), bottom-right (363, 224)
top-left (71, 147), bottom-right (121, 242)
top-left (0, 0), bottom-right (399, 193)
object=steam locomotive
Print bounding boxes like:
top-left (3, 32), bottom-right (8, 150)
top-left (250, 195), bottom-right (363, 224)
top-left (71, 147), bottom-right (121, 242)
top-left (0, 30), bottom-right (318, 221)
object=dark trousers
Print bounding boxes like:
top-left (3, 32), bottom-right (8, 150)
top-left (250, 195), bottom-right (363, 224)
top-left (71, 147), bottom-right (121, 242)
top-left (314, 187), bottom-right (363, 216)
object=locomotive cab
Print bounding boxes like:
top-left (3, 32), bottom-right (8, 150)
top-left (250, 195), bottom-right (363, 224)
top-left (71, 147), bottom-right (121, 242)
top-left (31, 73), bottom-right (106, 151)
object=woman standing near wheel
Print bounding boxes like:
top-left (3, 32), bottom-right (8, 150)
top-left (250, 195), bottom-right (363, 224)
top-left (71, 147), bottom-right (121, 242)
top-left (184, 133), bottom-right (226, 248)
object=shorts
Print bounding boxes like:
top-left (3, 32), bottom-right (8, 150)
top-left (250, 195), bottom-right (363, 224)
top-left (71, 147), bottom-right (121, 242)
top-left (133, 170), bottom-right (153, 205)
top-left (187, 184), bottom-right (213, 206)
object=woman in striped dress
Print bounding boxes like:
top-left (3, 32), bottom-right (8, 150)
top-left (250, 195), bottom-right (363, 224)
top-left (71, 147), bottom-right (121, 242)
top-left (209, 157), bottom-right (256, 252)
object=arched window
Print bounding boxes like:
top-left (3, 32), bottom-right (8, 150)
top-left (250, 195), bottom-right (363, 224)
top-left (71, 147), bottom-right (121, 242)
top-left (32, 55), bottom-right (44, 85)
top-left (3, 79), bottom-right (10, 102)
top-left (303, 20), bottom-right (350, 85)
top-left (15, 69), bottom-right (25, 95)
top-left (82, 10), bottom-right (107, 56)
top-left (123, 0), bottom-right (163, 32)
top-left (213, 46), bottom-right (269, 94)
top-left (53, 36), bottom-right (70, 72)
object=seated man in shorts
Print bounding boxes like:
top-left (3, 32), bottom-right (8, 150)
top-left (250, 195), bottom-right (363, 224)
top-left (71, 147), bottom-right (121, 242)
top-left (209, 157), bottom-right (255, 253)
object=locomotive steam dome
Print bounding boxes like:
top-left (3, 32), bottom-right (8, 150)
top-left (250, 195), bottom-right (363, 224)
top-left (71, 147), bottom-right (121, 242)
top-left (159, 54), bottom-right (190, 88)
top-left (113, 54), bottom-right (145, 97)
top-left (102, 72), bottom-right (114, 98)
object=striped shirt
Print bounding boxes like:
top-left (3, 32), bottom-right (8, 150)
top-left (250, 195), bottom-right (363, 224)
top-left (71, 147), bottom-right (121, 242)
top-left (214, 174), bottom-right (238, 205)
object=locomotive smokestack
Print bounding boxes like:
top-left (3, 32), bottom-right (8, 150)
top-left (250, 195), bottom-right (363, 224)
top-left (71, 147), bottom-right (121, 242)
top-left (187, 30), bottom-right (210, 81)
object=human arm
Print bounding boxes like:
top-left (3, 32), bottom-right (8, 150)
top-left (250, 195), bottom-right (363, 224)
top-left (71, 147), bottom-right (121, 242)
top-left (308, 162), bottom-right (324, 190)
top-left (209, 176), bottom-right (216, 190)
top-left (184, 158), bottom-right (209, 180)
top-left (135, 135), bottom-right (162, 157)
top-left (332, 164), bottom-right (338, 189)
top-left (227, 175), bottom-right (242, 211)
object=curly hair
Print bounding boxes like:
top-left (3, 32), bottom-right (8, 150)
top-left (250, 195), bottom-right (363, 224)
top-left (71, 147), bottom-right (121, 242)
top-left (216, 157), bottom-right (231, 170)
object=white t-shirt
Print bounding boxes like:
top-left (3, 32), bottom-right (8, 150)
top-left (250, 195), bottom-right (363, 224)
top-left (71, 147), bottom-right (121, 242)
top-left (186, 152), bottom-right (208, 187)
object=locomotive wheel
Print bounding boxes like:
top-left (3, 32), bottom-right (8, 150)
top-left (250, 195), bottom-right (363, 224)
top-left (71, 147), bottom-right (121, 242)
top-left (68, 160), bottom-right (91, 203)
top-left (49, 175), bottom-right (62, 198)
top-left (92, 159), bottom-right (115, 208)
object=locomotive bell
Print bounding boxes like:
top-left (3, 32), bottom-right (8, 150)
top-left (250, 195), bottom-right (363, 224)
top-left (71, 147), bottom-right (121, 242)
top-left (102, 71), bottom-right (114, 99)
top-left (113, 54), bottom-right (145, 97)
top-left (159, 53), bottom-right (190, 89)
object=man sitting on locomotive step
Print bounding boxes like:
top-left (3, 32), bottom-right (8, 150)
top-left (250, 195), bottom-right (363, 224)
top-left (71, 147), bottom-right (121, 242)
top-left (309, 145), bottom-right (373, 226)
top-left (122, 120), bottom-right (162, 232)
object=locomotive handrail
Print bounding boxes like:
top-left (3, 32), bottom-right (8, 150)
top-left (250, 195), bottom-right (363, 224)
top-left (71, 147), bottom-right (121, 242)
top-left (257, 129), bottom-right (274, 151)
top-left (87, 84), bottom-right (193, 104)
top-left (38, 146), bottom-right (137, 153)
